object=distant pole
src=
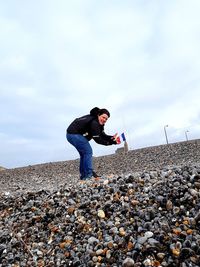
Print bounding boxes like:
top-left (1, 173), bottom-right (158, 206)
top-left (164, 125), bottom-right (169, 144)
top-left (185, 130), bottom-right (189, 141)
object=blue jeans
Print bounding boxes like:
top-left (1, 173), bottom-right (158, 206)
top-left (66, 133), bottom-right (93, 179)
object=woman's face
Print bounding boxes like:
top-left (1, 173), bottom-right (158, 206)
top-left (98, 113), bottom-right (109, 125)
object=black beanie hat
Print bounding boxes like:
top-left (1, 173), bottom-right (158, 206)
top-left (98, 108), bottom-right (110, 118)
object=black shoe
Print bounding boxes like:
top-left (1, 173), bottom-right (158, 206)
top-left (92, 171), bottom-right (100, 178)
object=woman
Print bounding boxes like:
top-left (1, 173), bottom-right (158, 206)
top-left (66, 107), bottom-right (120, 180)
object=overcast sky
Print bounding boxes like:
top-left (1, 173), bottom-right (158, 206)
top-left (0, 0), bottom-right (200, 168)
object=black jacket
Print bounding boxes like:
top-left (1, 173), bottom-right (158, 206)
top-left (67, 114), bottom-right (116, 146)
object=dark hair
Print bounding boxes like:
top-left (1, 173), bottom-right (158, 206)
top-left (90, 107), bottom-right (110, 118)
top-left (90, 107), bottom-right (100, 117)
top-left (98, 108), bottom-right (110, 118)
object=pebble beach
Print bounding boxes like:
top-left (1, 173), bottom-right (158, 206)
top-left (1, 140), bottom-right (200, 266)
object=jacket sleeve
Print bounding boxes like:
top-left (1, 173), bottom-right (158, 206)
top-left (89, 121), bottom-right (117, 146)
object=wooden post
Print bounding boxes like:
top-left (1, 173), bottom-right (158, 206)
top-left (124, 141), bottom-right (128, 154)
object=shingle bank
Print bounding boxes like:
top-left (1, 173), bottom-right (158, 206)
top-left (0, 139), bottom-right (200, 195)
top-left (1, 140), bottom-right (200, 266)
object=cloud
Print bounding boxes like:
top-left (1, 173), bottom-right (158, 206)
top-left (0, 0), bottom-right (200, 168)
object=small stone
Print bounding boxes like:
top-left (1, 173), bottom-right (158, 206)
top-left (96, 249), bottom-right (104, 255)
top-left (88, 237), bottom-right (99, 245)
top-left (107, 241), bottom-right (114, 248)
top-left (157, 253), bottom-right (165, 260)
top-left (131, 199), bottom-right (139, 206)
top-left (67, 206), bottom-right (75, 214)
top-left (122, 257), bottom-right (135, 266)
top-left (137, 236), bottom-right (147, 244)
top-left (106, 250), bottom-right (111, 259)
top-left (98, 209), bottom-right (105, 218)
top-left (166, 199), bottom-right (173, 210)
top-left (119, 227), bottom-right (126, 236)
top-left (172, 248), bottom-right (180, 256)
top-left (127, 241), bottom-right (134, 251)
top-left (92, 256), bottom-right (98, 262)
top-left (144, 231), bottom-right (154, 238)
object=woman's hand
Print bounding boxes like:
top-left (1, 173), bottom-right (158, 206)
top-left (112, 133), bottom-right (121, 144)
